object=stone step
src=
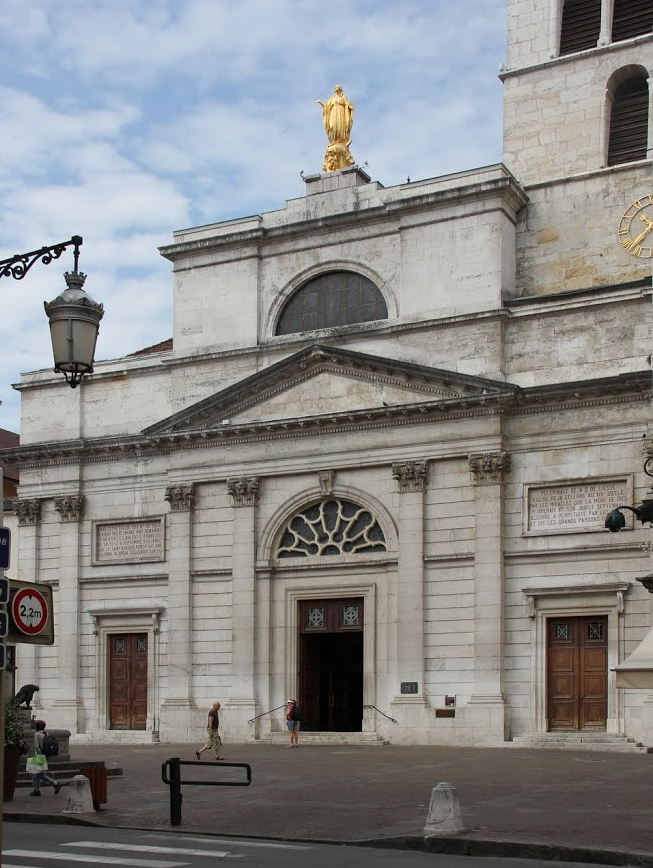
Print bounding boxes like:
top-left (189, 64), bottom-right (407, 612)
top-left (510, 734), bottom-right (652, 753)
top-left (260, 731), bottom-right (387, 745)
top-left (17, 762), bottom-right (123, 787)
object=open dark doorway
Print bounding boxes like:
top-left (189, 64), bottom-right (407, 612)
top-left (298, 598), bottom-right (364, 732)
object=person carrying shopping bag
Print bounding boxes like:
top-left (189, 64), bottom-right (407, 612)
top-left (27, 720), bottom-right (62, 796)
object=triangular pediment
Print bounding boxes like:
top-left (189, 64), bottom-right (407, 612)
top-left (144, 344), bottom-right (517, 436)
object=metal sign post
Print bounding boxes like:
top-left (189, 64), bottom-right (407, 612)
top-left (0, 482), bottom-right (8, 864)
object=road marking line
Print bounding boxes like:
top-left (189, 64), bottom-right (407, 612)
top-left (4, 850), bottom-right (188, 868)
top-left (151, 835), bottom-right (313, 850)
top-left (68, 841), bottom-right (233, 858)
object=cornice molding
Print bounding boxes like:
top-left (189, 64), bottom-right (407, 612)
top-left (1, 372), bottom-right (648, 471)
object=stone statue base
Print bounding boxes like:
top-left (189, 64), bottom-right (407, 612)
top-left (323, 141), bottom-right (355, 173)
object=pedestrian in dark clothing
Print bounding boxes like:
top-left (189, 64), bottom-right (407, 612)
top-left (30, 720), bottom-right (61, 796)
top-left (196, 701), bottom-right (224, 760)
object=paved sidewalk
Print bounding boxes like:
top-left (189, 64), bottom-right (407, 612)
top-left (4, 742), bottom-right (653, 863)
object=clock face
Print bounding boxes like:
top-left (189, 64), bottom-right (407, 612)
top-left (619, 195), bottom-right (653, 258)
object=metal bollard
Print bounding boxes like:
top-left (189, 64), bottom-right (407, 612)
top-left (162, 757), bottom-right (251, 827)
top-left (167, 757), bottom-right (182, 826)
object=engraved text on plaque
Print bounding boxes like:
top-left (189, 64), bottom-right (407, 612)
top-left (94, 519), bottom-right (164, 563)
top-left (527, 479), bottom-right (629, 533)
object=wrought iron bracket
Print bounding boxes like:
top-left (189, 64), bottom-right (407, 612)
top-left (0, 236), bottom-right (82, 281)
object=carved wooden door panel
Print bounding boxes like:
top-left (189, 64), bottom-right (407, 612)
top-left (547, 616), bottom-right (607, 731)
top-left (109, 634), bottom-right (148, 730)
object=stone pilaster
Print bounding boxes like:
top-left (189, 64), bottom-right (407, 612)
top-left (12, 499), bottom-right (43, 696)
top-left (390, 461), bottom-right (429, 718)
top-left (463, 451), bottom-right (511, 743)
top-left (159, 483), bottom-right (196, 739)
top-left (51, 495), bottom-right (84, 732)
top-left (227, 476), bottom-right (259, 737)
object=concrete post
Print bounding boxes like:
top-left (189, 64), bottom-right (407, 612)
top-left (63, 775), bottom-right (94, 813)
top-left (424, 781), bottom-right (465, 836)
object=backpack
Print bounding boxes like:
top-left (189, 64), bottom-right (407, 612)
top-left (41, 732), bottom-right (59, 758)
top-left (292, 706), bottom-right (302, 722)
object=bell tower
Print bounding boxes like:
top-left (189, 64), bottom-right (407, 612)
top-left (501, 0), bottom-right (653, 295)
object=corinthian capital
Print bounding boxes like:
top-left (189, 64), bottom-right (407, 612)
top-left (469, 451), bottom-right (511, 485)
top-left (54, 495), bottom-right (84, 522)
top-left (164, 483), bottom-right (194, 511)
top-left (392, 460), bottom-right (428, 492)
top-left (227, 476), bottom-right (259, 507)
top-left (13, 498), bottom-right (42, 526)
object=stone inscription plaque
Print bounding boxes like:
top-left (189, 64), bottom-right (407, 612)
top-left (527, 480), bottom-right (629, 533)
top-left (95, 520), bottom-right (164, 563)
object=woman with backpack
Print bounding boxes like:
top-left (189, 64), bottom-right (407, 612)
top-left (286, 699), bottom-right (300, 748)
top-left (30, 720), bottom-right (62, 796)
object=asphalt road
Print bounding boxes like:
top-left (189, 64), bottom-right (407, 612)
top-left (1, 823), bottom-right (621, 868)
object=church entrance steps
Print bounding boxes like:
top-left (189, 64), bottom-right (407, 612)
top-left (71, 730), bottom-right (159, 746)
top-left (260, 731), bottom-right (387, 746)
top-left (510, 733), bottom-right (652, 753)
top-left (16, 759), bottom-right (123, 788)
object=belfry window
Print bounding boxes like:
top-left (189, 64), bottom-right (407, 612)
top-left (275, 271), bottom-right (387, 336)
top-left (608, 75), bottom-right (649, 166)
top-left (612, 0), bottom-right (653, 43)
top-left (559, 0), bottom-right (601, 55)
top-left (276, 499), bottom-right (386, 558)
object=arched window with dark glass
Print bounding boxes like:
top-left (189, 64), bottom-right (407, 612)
top-left (608, 75), bottom-right (649, 166)
top-left (559, 0), bottom-right (601, 55)
top-left (612, 0), bottom-right (653, 43)
top-left (275, 271), bottom-right (388, 336)
top-left (276, 499), bottom-right (386, 558)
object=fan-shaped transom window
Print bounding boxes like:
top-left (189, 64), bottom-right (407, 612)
top-left (275, 271), bottom-right (388, 336)
top-left (276, 498), bottom-right (387, 558)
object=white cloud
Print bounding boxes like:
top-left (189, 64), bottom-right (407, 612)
top-left (0, 0), bottom-right (507, 434)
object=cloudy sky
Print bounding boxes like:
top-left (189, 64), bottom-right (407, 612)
top-left (0, 0), bottom-right (506, 434)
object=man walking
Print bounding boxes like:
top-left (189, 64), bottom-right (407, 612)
top-left (196, 701), bottom-right (224, 761)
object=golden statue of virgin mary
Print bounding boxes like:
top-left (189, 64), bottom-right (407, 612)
top-left (316, 85), bottom-right (355, 172)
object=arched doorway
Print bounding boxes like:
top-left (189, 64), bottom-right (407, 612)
top-left (298, 598), bottom-right (364, 731)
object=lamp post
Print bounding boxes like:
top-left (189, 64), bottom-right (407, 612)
top-left (605, 457), bottom-right (653, 702)
top-left (604, 456), bottom-right (653, 532)
top-left (0, 236), bottom-right (103, 855)
top-left (0, 235), bottom-right (104, 388)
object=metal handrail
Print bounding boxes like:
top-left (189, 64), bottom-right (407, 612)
top-left (363, 704), bottom-right (398, 723)
top-left (247, 703), bottom-right (286, 724)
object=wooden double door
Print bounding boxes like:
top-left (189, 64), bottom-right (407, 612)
top-left (547, 616), bottom-right (608, 731)
top-left (298, 598), bottom-right (364, 732)
top-left (109, 633), bottom-right (148, 730)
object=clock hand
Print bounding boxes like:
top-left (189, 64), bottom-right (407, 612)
top-left (630, 215), bottom-right (653, 246)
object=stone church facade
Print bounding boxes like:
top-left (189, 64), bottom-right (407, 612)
top-left (3, 0), bottom-right (653, 746)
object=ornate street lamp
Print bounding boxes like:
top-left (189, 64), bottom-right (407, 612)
top-left (604, 456), bottom-right (653, 531)
top-left (605, 456), bottom-right (653, 689)
top-left (0, 236), bottom-right (104, 388)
